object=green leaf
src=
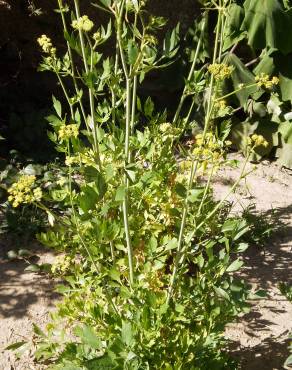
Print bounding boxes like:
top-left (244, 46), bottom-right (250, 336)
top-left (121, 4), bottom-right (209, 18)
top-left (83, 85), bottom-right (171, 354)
top-left (284, 354), bottom-right (292, 367)
top-left (47, 211), bottom-right (55, 227)
top-left (223, 53), bottom-right (257, 105)
top-left (128, 39), bottom-right (139, 64)
top-left (115, 186), bottom-right (126, 202)
top-left (121, 321), bottom-right (133, 347)
top-left (251, 289), bottom-right (267, 299)
top-left (279, 121), bottom-right (292, 144)
top-left (214, 286), bottom-right (230, 301)
top-left (52, 95), bottom-right (62, 118)
top-left (174, 183), bottom-right (187, 198)
top-left (241, 0), bottom-right (292, 54)
top-left (276, 142), bottom-right (292, 168)
top-left (7, 250), bottom-right (18, 259)
top-left (33, 323), bottom-right (45, 337)
top-left (164, 238), bottom-right (177, 251)
top-left (5, 341), bottom-right (27, 351)
top-left (223, 3), bottom-right (246, 51)
top-left (196, 254), bottom-right (204, 269)
top-left (235, 242), bottom-right (249, 253)
top-left (100, 0), bottom-right (111, 7)
top-left (130, 0), bottom-right (139, 12)
top-left (24, 264), bottom-right (41, 273)
top-left (187, 188), bottom-right (204, 203)
top-left (226, 259), bottom-right (244, 272)
top-left (74, 325), bottom-right (101, 349)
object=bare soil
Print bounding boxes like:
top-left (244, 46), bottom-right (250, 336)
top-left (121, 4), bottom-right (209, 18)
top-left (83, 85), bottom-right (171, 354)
top-left (0, 156), bottom-right (291, 370)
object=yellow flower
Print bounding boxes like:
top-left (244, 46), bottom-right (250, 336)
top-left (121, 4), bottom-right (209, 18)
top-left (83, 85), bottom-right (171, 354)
top-left (58, 124), bottom-right (79, 141)
top-left (208, 63), bottom-right (234, 80)
top-left (255, 73), bottom-right (279, 89)
top-left (72, 15), bottom-right (94, 32)
top-left (8, 175), bottom-right (42, 207)
top-left (249, 134), bottom-right (269, 148)
top-left (37, 34), bottom-right (56, 56)
top-left (215, 100), bottom-right (227, 110)
top-left (159, 122), bottom-right (172, 133)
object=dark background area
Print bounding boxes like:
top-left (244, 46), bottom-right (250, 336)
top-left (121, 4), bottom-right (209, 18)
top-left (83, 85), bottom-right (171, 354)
top-left (0, 0), bottom-right (200, 161)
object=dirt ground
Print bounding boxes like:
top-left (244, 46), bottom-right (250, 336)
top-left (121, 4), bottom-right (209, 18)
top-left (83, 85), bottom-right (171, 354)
top-left (0, 156), bottom-right (291, 370)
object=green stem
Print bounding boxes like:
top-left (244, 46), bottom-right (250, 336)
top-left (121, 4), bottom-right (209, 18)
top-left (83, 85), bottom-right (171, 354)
top-left (173, 17), bottom-right (207, 125)
top-left (57, 0), bottom-right (88, 129)
top-left (130, 75), bottom-right (138, 136)
top-left (167, 6), bottom-right (223, 304)
top-left (123, 78), bottom-right (134, 287)
top-left (196, 162), bottom-right (215, 217)
top-left (56, 71), bottom-right (74, 118)
top-left (111, 41), bottom-right (120, 126)
top-left (196, 154), bottom-right (250, 231)
top-left (166, 159), bottom-right (198, 304)
top-left (73, 0), bottom-right (101, 168)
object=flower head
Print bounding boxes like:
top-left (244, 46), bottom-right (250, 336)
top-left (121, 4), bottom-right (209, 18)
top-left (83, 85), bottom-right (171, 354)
top-left (249, 134), bottom-right (269, 148)
top-left (8, 175), bottom-right (42, 208)
top-left (208, 63), bottom-right (234, 80)
top-left (37, 35), bottom-right (56, 55)
top-left (72, 15), bottom-right (94, 32)
top-left (58, 124), bottom-right (79, 141)
top-left (255, 73), bottom-right (279, 89)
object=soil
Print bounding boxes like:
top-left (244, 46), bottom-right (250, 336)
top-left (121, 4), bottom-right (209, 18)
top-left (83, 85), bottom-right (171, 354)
top-left (0, 156), bottom-right (291, 370)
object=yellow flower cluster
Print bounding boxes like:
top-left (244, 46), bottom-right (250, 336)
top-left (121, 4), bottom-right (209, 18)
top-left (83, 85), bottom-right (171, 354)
top-left (51, 255), bottom-right (72, 275)
top-left (247, 134), bottom-right (269, 148)
top-left (159, 123), bottom-right (172, 133)
top-left (208, 63), bottom-right (234, 80)
top-left (65, 149), bottom-right (97, 167)
top-left (8, 175), bottom-right (42, 208)
top-left (72, 15), bottom-right (94, 32)
top-left (58, 124), bottom-right (79, 141)
top-left (191, 133), bottom-right (230, 174)
top-left (37, 35), bottom-right (56, 55)
top-left (158, 122), bottom-right (180, 141)
top-left (93, 31), bottom-right (101, 42)
top-left (215, 100), bottom-right (227, 110)
top-left (255, 73), bottom-right (279, 89)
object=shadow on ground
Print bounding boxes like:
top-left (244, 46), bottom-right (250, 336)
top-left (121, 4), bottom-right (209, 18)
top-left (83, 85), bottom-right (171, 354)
top-left (0, 238), bottom-right (58, 319)
top-left (228, 204), bottom-right (292, 370)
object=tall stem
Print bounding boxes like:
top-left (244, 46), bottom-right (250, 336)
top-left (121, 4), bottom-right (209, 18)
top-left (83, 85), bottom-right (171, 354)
top-left (167, 6), bottom-right (223, 304)
top-left (73, 0), bottom-right (101, 168)
top-left (57, 0), bottom-right (87, 128)
top-left (123, 78), bottom-right (134, 287)
top-left (116, 2), bottom-right (134, 287)
top-left (173, 17), bottom-right (207, 125)
top-left (56, 71), bottom-right (74, 117)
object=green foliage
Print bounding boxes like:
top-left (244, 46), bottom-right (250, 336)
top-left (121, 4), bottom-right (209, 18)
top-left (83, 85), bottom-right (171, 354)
top-left (6, 0), bottom-right (280, 368)
top-left (208, 0), bottom-right (292, 168)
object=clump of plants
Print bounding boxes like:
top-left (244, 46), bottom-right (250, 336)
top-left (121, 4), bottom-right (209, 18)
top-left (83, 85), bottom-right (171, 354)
top-left (6, 0), bottom-right (280, 368)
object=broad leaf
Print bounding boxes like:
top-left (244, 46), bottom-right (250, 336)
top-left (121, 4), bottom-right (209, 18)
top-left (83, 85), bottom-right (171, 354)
top-left (241, 0), bottom-right (292, 54)
top-left (226, 259), bottom-right (244, 272)
top-left (74, 325), bottom-right (101, 349)
top-left (223, 4), bottom-right (246, 51)
top-left (223, 53), bottom-right (258, 105)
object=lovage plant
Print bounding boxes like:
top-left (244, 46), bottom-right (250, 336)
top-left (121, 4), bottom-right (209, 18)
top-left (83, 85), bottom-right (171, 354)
top-left (7, 0), bottom-right (278, 368)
